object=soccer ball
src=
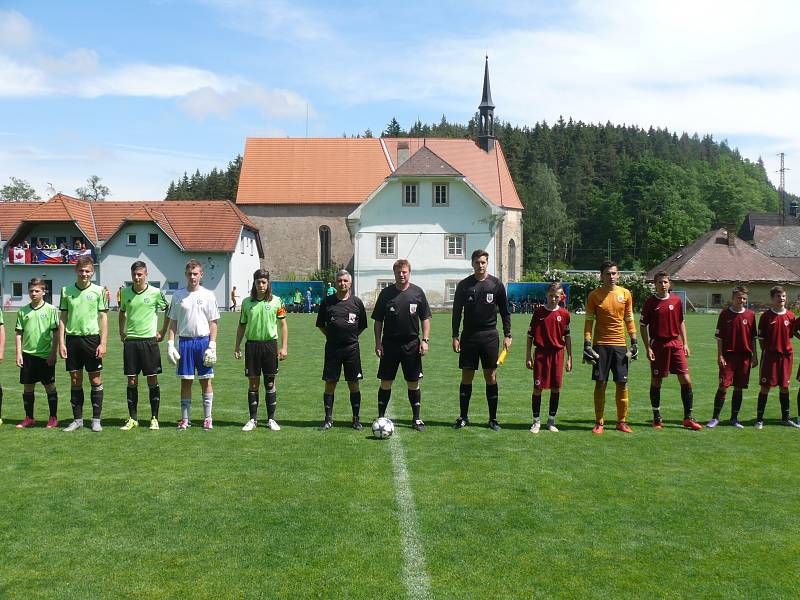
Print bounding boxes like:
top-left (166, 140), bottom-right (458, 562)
top-left (372, 417), bottom-right (395, 439)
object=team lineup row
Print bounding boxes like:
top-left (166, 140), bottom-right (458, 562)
top-left (1, 253), bottom-right (799, 434)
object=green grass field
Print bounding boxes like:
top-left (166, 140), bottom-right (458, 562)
top-left (1, 312), bottom-right (799, 599)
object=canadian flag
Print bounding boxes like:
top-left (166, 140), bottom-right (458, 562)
top-left (11, 247), bottom-right (25, 263)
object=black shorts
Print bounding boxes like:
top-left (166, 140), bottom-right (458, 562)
top-left (123, 337), bottom-right (162, 377)
top-left (20, 353), bottom-right (56, 386)
top-left (378, 338), bottom-right (423, 382)
top-left (245, 340), bottom-right (278, 377)
top-left (591, 345), bottom-right (629, 383)
top-left (323, 342), bottom-right (363, 382)
top-left (458, 330), bottom-right (499, 370)
top-left (65, 335), bottom-right (103, 373)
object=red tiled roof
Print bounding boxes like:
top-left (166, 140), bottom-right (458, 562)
top-left (235, 137), bottom-right (523, 210)
top-left (0, 201), bottom-right (44, 239)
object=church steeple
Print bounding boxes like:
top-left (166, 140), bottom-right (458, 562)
top-left (478, 55), bottom-right (495, 152)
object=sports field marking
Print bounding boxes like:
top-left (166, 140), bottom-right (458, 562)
top-left (389, 429), bottom-right (432, 600)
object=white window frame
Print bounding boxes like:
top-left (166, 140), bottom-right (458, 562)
top-left (148, 233), bottom-right (159, 246)
top-left (376, 279), bottom-right (394, 291)
top-left (250, 237), bottom-right (254, 256)
top-left (127, 233), bottom-right (137, 245)
top-left (376, 234), bottom-right (398, 259)
top-left (12, 282), bottom-right (23, 298)
top-left (402, 183), bottom-right (419, 207)
top-left (444, 234), bottom-right (466, 259)
top-left (445, 279), bottom-right (459, 303)
top-left (433, 183), bottom-right (449, 207)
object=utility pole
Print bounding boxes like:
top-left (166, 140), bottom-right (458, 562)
top-left (777, 152), bottom-right (790, 218)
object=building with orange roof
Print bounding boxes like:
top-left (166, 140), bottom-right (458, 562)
top-left (0, 195), bottom-right (262, 310)
top-left (236, 58), bottom-right (523, 304)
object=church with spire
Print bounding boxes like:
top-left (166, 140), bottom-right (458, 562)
top-left (235, 58), bottom-right (523, 306)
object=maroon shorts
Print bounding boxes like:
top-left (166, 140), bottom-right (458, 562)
top-left (533, 348), bottom-right (564, 390)
top-left (719, 352), bottom-right (752, 389)
top-left (650, 338), bottom-right (689, 378)
top-left (759, 351), bottom-right (793, 388)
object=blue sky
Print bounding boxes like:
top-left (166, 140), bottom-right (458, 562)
top-left (2, 0), bottom-right (799, 199)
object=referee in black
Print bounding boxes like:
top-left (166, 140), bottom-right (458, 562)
top-left (452, 249), bottom-right (512, 430)
top-left (316, 269), bottom-right (367, 431)
top-left (373, 259), bottom-right (432, 431)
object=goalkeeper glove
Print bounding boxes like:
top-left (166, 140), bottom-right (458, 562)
top-left (167, 340), bottom-right (181, 365)
top-left (202, 340), bottom-right (217, 367)
top-left (583, 340), bottom-right (600, 365)
top-left (628, 341), bottom-right (638, 361)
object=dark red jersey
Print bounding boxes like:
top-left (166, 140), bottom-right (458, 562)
top-left (640, 294), bottom-right (683, 340)
top-left (715, 308), bottom-right (756, 354)
top-left (758, 309), bottom-right (795, 354)
top-left (528, 306), bottom-right (570, 351)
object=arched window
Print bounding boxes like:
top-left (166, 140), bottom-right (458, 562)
top-left (319, 226), bottom-right (331, 270)
top-left (508, 239), bottom-right (516, 281)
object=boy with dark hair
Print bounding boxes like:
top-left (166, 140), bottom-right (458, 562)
top-left (756, 286), bottom-right (800, 429)
top-left (452, 249), bottom-right (512, 430)
top-left (583, 260), bottom-right (637, 434)
top-left (119, 261), bottom-right (170, 430)
top-left (526, 281), bottom-right (571, 433)
top-left (640, 272), bottom-right (701, 430)
top-left (15, 279), bottom-right (60, 428)
top-left (59, 255), bottom-right (109, 432)
top-left (708, 286), bottom-right (757, 428)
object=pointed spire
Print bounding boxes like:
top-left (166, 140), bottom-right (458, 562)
top-left (479, 55), bottom-right (494, 109)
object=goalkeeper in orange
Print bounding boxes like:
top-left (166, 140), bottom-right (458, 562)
top-left (583, 260), bottom-right (637, 434)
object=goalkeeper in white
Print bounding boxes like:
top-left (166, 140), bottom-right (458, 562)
top-left (167, 259), bottom-right (220, 430)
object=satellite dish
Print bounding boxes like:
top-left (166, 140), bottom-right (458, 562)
top-left (45, 183), bottom-right (56, 198)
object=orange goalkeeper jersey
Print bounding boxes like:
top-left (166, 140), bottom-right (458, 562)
top-left (584, 286), bottom-right (636, 346)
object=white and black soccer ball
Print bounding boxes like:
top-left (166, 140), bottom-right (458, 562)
top-left (372, 417), bottom-right (395, 439)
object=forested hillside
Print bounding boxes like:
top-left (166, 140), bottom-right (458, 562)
top-left (165, 115), bottom-right (787, 272)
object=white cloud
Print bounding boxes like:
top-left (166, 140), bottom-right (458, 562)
top-left (199, 0), bottom-right (333, 42)
top-left (0, 55), bottom-right (49, 96)
top-left (79, 64), bottom-right (234, 98)
top-left (0, 10), bottom-right (33, 51)
top-left (178, 84), bottom-right (313, 120)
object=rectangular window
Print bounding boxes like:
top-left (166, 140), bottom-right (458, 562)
top-left (250, 238), bottom-right (254, 256)
top-left (149, 233), bottom-right (159, 245)
top-left (445, 234), bottom-right (466, 258)
top-left (127, 233), bottom-right (137, 245)
top-left (712, 293), bottom-right (722, 306)
top-left (433, 183), bottom-right (449, 206)
top-left (55, 236), bottom-right (67, 247)
top-left (402, 183), bottom-right (418, 206)
top-left (12, 282), bottom-right (23, 298)
top-left (445, 279), bottom-right (459, 303)
top-left (377, 279), bottom-right (394, 291)
top-left (167, 281), bottom-right (179, 291)
top-left (150, 281), bottom-right (161, 289)
top-left (376, 234), bottom-right (397, 258)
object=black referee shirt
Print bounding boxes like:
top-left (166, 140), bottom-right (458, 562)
top-left (371, 283), bottom-right (432, 342)
top-left (451, 274), bottom-right (511, 338)
top-left (316, 294), bottom-right (367, 346)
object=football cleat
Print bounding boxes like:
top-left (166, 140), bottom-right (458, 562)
top-left (45, 416), bottom-right (58, 429)
top-left (530, 421), bottom-right (541, 434)
top-left (706, 418), bottom-right (720, 429)
top-left (63, 419), bottom-right (83, 432)
top-left (615, 422), bottom-right (633, 434)
top-left (267, 418), bottom-right (281, 431)
top-left (412, 419), bottom-right (426, 432)
top-left (91, 419), bottom-right (103, 432)
top-left (488, 419), bottom-right (501, 431)
top-left (120, 418), bottom-right (138, 431)
top-left (242, 418), bottom-right (257, 432)
top-left (546, 421), bottom-right (559, 433)
top-left (652, 418), bottom-right (664, 430)
top-left (319, 420), bottom-right (333, 431)
top-left (352, 417), bottom-right (363, 431)
top-left (16, 417), bottom-right (36, 429)
top-left (782, 419), bottom-right (800, 428)
top-left (729, 419), bottom-right (744, 429)
top-left (203, 418), bottom-right (213, 430)
top-left (149, 418), bottom-right (160, 430)
top-left (592, 423), bottom-right (604, 435)
top-left (453, 417), bottom-right (469, 429)
top-left (682, 418), bottom-right (702, 431)
top-left (754, 421), bottom-right (764, 430)
top-left (0, 418), bottom-right (3, 426)
top-left (176, 419), bottom-right (189, 430)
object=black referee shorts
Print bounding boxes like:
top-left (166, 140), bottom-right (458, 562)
top-left (245, 340), bottom-right (278, 377)
top-left (20, 353), bottom-right (56, 385)
top-left (322, 342), bottom-right (363, 382)
top-left (458, 329), bottom-right (500, 371)
top-left (123, 337), bottom-right (162, 377)
top-left (377, 338), bottom-right (423, 382)
top-left (65, 335), bottom-right (103, 373)
top-left (591, 345), bottom-right (629, 383)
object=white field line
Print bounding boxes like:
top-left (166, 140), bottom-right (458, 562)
top-left (389, 427), bottom-right (432, 600)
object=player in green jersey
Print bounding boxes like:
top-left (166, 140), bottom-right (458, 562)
top-left (59, 255), bottom-right (109, 432)
top-left (0, 307), bottom-right (5, 425)
top-left (15, 279), bottom-right (60, 428)
top-left (234, 269), bottom-right (288, 431)
top-left (119, 261), bottom-right (170, 431)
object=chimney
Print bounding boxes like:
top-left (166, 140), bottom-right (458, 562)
top-left (397, 141), bottom-right (409, 167)
top-left (726, 229), bottom-right (736, 247)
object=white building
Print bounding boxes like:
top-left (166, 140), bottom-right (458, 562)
top-left (0, 194), bottom-right (263, 310)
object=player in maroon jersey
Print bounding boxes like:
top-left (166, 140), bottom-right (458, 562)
top-left (640, 272), bottom-right (701, 430)
top-left (708, 286), bottom-right (758, 429)
top-left (525, 282), bottom-right (572, 433)
top-left (756, 286), bottom-right (800, 429)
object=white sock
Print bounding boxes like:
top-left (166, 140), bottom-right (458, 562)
top-left (203, 393), bottom-right (213, 419)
